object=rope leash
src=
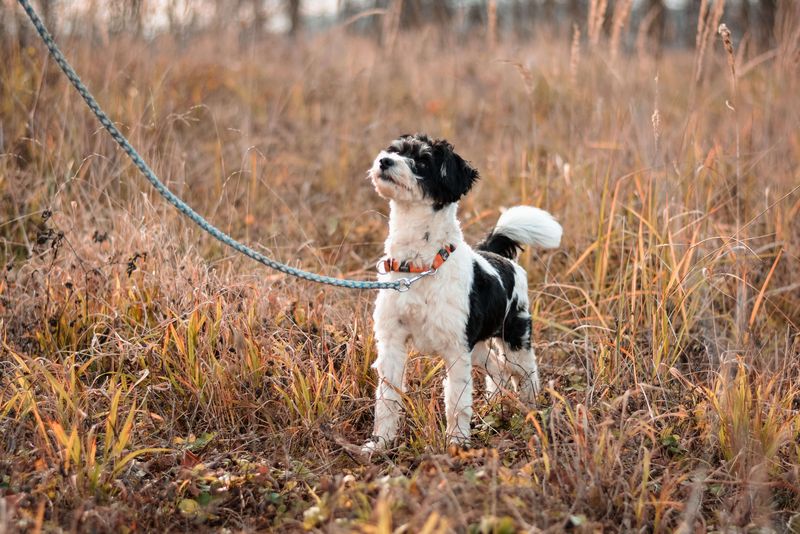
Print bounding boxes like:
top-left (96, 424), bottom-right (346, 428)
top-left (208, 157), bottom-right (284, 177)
top-left (17, 0), bottom-right (410, 292)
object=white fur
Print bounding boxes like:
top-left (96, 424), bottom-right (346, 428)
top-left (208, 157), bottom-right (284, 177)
top-left (364, 201), bottom-right (476, 452)
top-left (368, 151), bottom-right (421, 204)
top-left (362, 144), bottom-right (559, 453)
top-left (495, 206), bottom-right (563, 249)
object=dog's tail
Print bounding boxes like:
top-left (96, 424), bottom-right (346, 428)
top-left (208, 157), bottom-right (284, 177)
top-left (476, 206), bottom-right (562, 260)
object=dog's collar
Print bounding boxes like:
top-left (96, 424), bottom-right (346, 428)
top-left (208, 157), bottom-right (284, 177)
top-left (377, 244), bottom-right (456, 275)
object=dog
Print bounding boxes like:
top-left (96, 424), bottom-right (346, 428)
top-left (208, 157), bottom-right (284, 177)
top-left (363, 133), bottom-right (562, 452)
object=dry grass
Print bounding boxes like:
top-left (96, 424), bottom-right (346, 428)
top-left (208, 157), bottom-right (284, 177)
top-left (2, 8), bottom-right (800, 533)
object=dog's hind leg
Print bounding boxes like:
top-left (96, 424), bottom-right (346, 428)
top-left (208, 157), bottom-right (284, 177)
top-left (471, 340), bottom-right (512, 400)
top-left (500, 309), bottom-right (540, 404)
top-left (504, 345), bottom-right (541, 404)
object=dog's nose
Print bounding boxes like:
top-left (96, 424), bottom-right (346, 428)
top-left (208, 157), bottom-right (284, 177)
top-left (379, 158), bottom-right (394, 170)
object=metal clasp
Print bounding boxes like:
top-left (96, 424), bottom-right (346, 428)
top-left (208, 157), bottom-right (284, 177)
top-left (376, 258), bottom-right (390, 275)
top-left (395, 268), bottom-right (436, 292)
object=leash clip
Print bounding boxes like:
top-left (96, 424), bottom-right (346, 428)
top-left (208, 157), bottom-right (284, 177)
top-left (395, 267), bottom-right (436, 292)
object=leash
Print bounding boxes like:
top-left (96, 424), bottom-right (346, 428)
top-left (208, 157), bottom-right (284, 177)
top-left (16, 0), bottom-right (413, 292)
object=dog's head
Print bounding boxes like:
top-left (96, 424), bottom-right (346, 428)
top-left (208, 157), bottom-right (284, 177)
top-left (368, 134), bottom-right (479, 209)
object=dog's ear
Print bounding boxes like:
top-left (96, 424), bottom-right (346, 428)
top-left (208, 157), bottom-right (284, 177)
top-left (429, 139), bottom-right (479, 208)
top-left (448, 149), bottom-right (480, 195)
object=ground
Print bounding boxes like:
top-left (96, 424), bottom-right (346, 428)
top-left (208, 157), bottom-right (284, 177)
top-left (1, 12), bottom-right (800, 533)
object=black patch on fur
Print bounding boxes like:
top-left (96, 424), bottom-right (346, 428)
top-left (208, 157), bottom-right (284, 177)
top-left (502, 304), bottom-right (532, 351)
top-left (466, 255), bottom-right (531, 351)
top-left (465, 258), bottom-right (525, 349)
top-left (465, 260), bottom-right (507, 349)
top-left (478, 251), bottom-right (516, 299)
top-left (476, 232), bottom-right (523, 260)
top-left (386, 134), bottom-right (479, 210)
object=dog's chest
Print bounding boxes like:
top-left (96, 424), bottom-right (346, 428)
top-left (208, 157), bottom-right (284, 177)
top-left (387, 267), bottom-right (470, 353)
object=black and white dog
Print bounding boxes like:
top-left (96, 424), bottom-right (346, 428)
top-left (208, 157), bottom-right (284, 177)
top-left (363, 134), bottom-right (562, 452)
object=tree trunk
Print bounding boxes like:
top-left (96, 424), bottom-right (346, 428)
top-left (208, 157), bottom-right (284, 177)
top-left (760, 0), bottom-right (777, 50)
top-left (430, 0), bottom-right (452, 25)
top-left (253, 0), bottom-right (267, 38)
top-left (40, 0), bottom-right (57, 34)
top-left (130, 0), bottom-right (144, 37)
top-left (568, 0), bottom-right (581, 27)
top-left (740, 0), bottom-right (750, 32)
top-left (288, 0), bottom-right (301, 36)
top-left (647, 0), bottom-right (665, 45)
top-left (401, 0), bottom-right (423, 28)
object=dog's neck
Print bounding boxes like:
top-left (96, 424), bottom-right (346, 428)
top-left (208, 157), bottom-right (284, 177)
top-left (385, 201), bottom-right (463, 265)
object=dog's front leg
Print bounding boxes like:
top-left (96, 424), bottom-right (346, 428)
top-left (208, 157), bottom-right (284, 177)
top-left (442, 349), bottom-right (473, 445)
top-left (363, 328), bottom-right (408, 453)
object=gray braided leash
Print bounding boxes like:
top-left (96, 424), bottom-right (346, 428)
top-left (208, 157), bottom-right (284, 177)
top-left (17, 0), bottom-right (410, 292)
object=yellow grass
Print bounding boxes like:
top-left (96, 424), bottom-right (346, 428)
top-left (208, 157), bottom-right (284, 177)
top-left (2, 8), bottom-right (800, 532)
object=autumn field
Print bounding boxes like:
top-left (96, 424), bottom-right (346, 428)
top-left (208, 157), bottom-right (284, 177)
top-left (2, 3), bottom-right (800, 532)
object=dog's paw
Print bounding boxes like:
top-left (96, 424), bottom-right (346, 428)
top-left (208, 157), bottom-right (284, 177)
top-left (446, 430), bottom-right (471, 447)
top-left (446, 435), bottom-right (473, 455)
top-left (360, 437), bottom-right (389, 455)
top-left (517, 372), bottom-right (541, 405)
top-left (360, 441), bottom-right (379, 455)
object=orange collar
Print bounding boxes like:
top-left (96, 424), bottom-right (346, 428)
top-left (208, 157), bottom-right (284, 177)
top-left (378, 244), bottom-right (456, 274)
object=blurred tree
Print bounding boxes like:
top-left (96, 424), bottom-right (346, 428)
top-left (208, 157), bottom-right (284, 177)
top-left (511, 0), bottom-right (536, 37)
top-left (646, 0), bottom-right (664, 45)
top-left (568, 0), bottom-right (582, 24)
top-left (40, 0), bottom-right (57, 33)
top-left (337, 0), bottom-right (358, 24)
top-left (430, 0), bottom-right (452, 25)
top-left (109, 0), bottom-right (144, 36)
top-left (288, 0), bottom-right (302, 35)
top-left (400, 0), bottom-right (423, 27)
top-left (542, 0), bottom-right (555, 21)
top-left (128, 0), bottom-right (144, 36)
top-left (465, 1), bottom-right (485, 30)
top-left (166, 0), bottom-right (180, 33)
top-left (387, 0), bottom-right (452, 29)
top-left (213, 0), bottom-right (234, 31)
top-left (760, 0), bottom-right (777, 49)
top-left (9, 0), bottom-right (790, 49)
top-left (252, 0), bottom-right (267, 37)
top-left (740, 0), bottom-right (750, 31)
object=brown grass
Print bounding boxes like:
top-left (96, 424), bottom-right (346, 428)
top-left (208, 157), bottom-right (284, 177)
top-left (2, 8), bottom-right (800, 533)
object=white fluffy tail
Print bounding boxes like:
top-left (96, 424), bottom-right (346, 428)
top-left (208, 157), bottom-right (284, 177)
top-left (477, 206), bottom-right (562, 258)
top-left (496, 206), bottom-right (562, 248)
